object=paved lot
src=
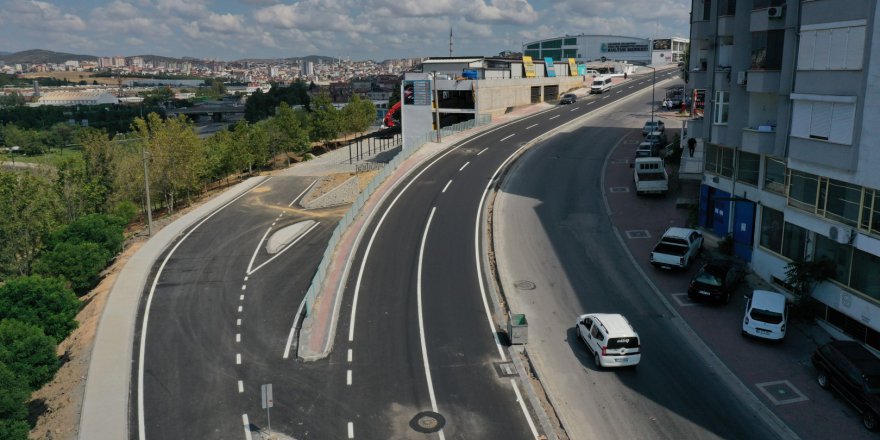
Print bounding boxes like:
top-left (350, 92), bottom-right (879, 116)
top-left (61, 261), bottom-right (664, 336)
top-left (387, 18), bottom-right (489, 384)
top-left (604, 124), bottom-right (875, 440)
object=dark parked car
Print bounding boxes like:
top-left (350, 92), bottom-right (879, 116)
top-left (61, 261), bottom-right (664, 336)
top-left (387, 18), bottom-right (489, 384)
top-left (635, 141), bottom-right (660, 158)
top-left (560, 93), bottom-right (577, 104)
top-left (812, 340), bottom-right (880, 431)
top-left (645, 131), bottom-right (668, 148)
top-left (687, 259), bottom-right (745, 303)
top-left (642, 120), bottom-right (665, 135)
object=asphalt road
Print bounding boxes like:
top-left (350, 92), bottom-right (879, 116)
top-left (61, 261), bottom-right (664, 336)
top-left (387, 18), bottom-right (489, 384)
top-left (493, 86), bottom-right (783, 439)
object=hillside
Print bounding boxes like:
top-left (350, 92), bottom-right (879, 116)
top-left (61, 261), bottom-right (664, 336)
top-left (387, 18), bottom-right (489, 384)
top-left (0, 49), bottom-right (98, 64)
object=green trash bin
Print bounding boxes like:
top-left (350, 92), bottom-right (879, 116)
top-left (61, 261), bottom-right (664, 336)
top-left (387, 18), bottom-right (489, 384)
top-left (508, 313), bottom-right (528, 345)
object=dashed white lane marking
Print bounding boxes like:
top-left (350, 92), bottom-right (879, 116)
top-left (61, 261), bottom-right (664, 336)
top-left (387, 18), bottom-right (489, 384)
top-left (243, 276), bottom-right (248, 282)
top-left (271, 222), bottom-right (276, 226)
top-left (237, 319), bottom-right (242, 326)
top-left (569, 107), bottom-right (579, 112)
top-left (238, 380), bottom-right (244, 393)
top-left (240, 294), bottom-right (245, 301)
top-left (500, 133), bottom-right (515, 142)
top-left (236, 333), bottom-right (240, 343)
top-left (347, 349), bottom-right (353, 362)
top-left (525, 123), bottom-right (538, 130)
top-left (628, 86), bottom-right (634, 89)
top-left (347, 422), bottom-right (354, 439)
top-left (549, 114), bottom-right (560, 120)
top-left (238, 305), bottom-right (243, 313)
top-left (236, 353), bottom-right (241, 365)
top-left (241, 285), bottom-right (247, 291)
top-left (459, 162), bottom-right (469, 172)
top-left (442, 180), bottom-right (452, 193)
top-left (243, 414), bottom-right (252, 440)
top-left (477, 147), bottom-right (489, 155)
top-left (347, 370), bottom-right (352, 385)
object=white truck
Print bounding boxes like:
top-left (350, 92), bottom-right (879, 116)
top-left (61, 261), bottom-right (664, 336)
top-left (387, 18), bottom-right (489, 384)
top-left (650, 227), bottom-right (704, 270)
top-left (632, 157), bottom-right (668, 195)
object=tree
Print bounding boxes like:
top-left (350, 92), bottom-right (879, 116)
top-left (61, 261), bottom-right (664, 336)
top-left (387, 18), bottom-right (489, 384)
top-left (0, 275), bottom-right (80, 342)
top-left (342, 95), bottom-right (376, 134)
top-left (55, 155), bottom-right (104, 222)
top-left (33, 241), bottom-right (111, 295)
top-left (0, 171), bottom-right (63, 277)
top-left (268, 102), bottom-right (311, 159)
top-left (1, 123), bottom-right (46, 155)
top-left (47, 213), bottom-right (126, 256)
top-left (0, 319), bottom-right (59, 389)
top-left (0, 419), bottom-right (29, 440)
top-left (78, 128), bottom-right (116, 212)
top-left (0, 362), bottom-right (29, 421)
top-left (309, 92), bottom-right (340, 148)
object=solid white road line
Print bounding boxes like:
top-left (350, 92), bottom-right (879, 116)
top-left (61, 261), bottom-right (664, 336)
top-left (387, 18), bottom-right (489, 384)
top-left (248, 222), bottom-right (321, 275)
top-left (500, 133), bottom-right (515, 142)
top-left (236, 353), bottom-right (241, 365)
top-left (283, 289), bottom-right (308, 359)
top-left (417, 207), bottom-right (446, 440)
top-left (347, 370), bottom-right (352, 385)
top-left (137, 177), bottom-right (271, 440)
top-left (289, 179), bottom-right (319, 207)
top-left (477, 147), bottom-right (489, 155)
top-left (243, 414), bottom-right (253, 440)
top-left (549, 115), bottom-right (560, 120)
top-left (238, 380), bottom-right (244, 393)
top-left (246, 227), bottom-right (272, 273)
top-left (459, 162), bottom-right (469, 172)
top-left (442, 180), bottom-right (452, 193)
top-left (347, 422), bottom-right (354, 439)
top-left (347, 349), bottom-right (352, 362)
top-left (525, 123), bottom-right (538, 130)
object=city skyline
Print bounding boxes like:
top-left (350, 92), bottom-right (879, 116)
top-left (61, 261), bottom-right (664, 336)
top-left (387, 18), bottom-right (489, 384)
top-left (0, 0), bottom-right (690, 62)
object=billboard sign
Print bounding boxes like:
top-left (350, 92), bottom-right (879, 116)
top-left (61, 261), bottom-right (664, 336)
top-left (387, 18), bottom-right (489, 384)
top-left (523, 56), bottom-right (536, 78)
top-left (544, 57), bottom-right (556, 77)
top-left (403, 80), bottom-right (431, 106)
top-left (568, 58), bottom-right (577, 76)
top-left (652, 39), bottom-right (672, 51)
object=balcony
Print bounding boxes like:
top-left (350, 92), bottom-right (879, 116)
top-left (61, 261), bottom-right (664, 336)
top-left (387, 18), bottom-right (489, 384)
top-left (751, 8), bottom-right (787, 32)
top-left (741, 127), bottom-right (777, 155)
top-left (718, 16), bottom-right (736, 36)
top-left (746, 70), bottom-right (781, 93)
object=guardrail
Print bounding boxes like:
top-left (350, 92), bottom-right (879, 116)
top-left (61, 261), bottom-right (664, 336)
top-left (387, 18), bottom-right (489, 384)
top-left (302, 114), bottom-right (491, 316)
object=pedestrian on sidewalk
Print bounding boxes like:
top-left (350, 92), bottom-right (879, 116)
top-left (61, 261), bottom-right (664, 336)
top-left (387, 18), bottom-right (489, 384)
top-left (624, 72), bottom-right (628, 80)
top-left (688, 137), bottom-right (696, 157)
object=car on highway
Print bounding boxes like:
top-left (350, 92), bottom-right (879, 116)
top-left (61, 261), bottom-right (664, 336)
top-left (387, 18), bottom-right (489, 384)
top-left (741, 290), bottom-right (788, 341)
top-left (642, 120), bottom-right (665, 135)
top-left (575, 313), bottom-right (641, 368)
top-left (560, 93), bottom-right (577, 105)
top-left (812, 340), bottom-right (880, 431)
top-left (687, 259), bottom-right (746, 303)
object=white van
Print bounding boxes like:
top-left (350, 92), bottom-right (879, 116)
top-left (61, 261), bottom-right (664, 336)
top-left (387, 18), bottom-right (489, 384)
top-left (576, 313), bottom-right (641, 368)
top-left (590, 76), bottom-right (613, 94)
top-left (742, 290), bottom-right (788, 341)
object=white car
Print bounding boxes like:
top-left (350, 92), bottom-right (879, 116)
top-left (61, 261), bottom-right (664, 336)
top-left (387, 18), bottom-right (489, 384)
top-left (742, 290), bottom-right (788, 341)
top-left (575, 313), bottom-right (641, 368)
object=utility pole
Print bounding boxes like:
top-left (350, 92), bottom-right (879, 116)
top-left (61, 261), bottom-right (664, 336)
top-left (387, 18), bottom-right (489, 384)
top-left (449, 28), bottom-right (454, 57)
top-left (142, 148), bottom-right (154, 236)
top-left (432, 72), bottom-right (441, 143)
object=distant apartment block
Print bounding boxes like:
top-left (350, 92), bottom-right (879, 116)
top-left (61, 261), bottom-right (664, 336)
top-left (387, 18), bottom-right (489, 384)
top-left (688, 0), bottom-right (880, 348)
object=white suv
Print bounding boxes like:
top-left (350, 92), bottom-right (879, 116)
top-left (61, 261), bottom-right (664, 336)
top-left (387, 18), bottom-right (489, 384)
top-left (575, 313), bottom-right (641, 368)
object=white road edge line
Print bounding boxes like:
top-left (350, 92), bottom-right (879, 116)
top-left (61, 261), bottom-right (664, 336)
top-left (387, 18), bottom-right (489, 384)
top-left (243, 414), bottom-right (252, 440)
top-left (511, 378), bottom-right (540, 438)
top-left (459, 161), bottom-right (470, 172)
top-left (289, 179), bottom-right (319, 207)
top-left (477, 147), bottom-right (489, 155)
top-left (283, 286), bottom-right (308, 359)
top-left (500, 133), bottom-right (515, 142)
top-left (525, 123), bottom-right (538, 130)
top-left (137, 177), bottom-right (271, 440)
top-left (246, 227), bottom-right (273, 274)
top-left (249, 222), bottom-right (321, 275)
top-left (417, 207), bottom-right (446, 440)
top-left (442, 180), bottom-right (453, 193)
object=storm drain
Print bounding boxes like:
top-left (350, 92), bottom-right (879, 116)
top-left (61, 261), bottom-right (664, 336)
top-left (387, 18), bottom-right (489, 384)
top-left (494, 361), bottom-right (518, 378)
top-left (410, 411), bottom-right (446, 433)
top-left (625, 229), bottom-right (651, 239)
top-left (756, 380), bottom-right (809, 405)
top-left (610, 186), bottom-right (630, 193)
top-left (514, 280), bottom-right (536, 290)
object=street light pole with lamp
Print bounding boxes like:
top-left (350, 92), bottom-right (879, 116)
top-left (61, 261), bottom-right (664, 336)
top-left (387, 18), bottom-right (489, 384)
top-left (650, 66), bottom-right (656, 124)
top-left (431, 71), bottom-right (441, 143)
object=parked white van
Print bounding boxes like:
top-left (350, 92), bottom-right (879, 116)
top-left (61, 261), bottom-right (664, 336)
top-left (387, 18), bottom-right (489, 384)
top-left (742, 290), bottom-right (788, 341)
top-left (590, 76), bottom-right (613, 94)
top-left (576, 313), bottom-right (641, 368)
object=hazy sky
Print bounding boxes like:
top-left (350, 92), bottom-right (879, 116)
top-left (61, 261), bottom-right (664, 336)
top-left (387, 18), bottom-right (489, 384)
top-left (0, 0), bottom-right (690, 61)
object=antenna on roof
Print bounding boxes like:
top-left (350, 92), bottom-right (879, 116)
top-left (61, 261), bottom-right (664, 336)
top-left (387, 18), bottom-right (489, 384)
top-left (449, 27), bottom-right (454, 57)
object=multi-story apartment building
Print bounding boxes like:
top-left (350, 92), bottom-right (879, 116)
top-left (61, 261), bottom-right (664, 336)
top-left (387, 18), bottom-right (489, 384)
top-left (688, 0), bottom-right (880, 348)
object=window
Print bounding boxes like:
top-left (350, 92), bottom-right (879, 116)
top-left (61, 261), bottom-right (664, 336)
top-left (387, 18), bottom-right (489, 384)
top-left (714, 91), bottom-right (729, 124)
top-left (704, 144), bottom-right (735, 178)
top-left (541, 49), bottom-right (562, 60)
top-left (564, 38), bottom-right (577, 46)
top-left (719, 0), bottom-right (736, 15)
top-left (781, 222), bottom-right (808, 261)
top-left (737, 151), bottom-right (760, 186)
top-left (814, 235), bottom-right (852, 285)
top-left (798, 22), bottom-right (866, 71)
top-left (822, 179), bottom-right (862, 226)
top-left (751, 30), bottom-right (785, 70)
top-left (753, 0), bottom-right (785, 8)
top-left (702, 0), bottom-right (711, 20)
top-left (563, 49), bottom-right (578, 59)
top-left (526, 43), bottom-right (540, 50)
top-left (764, 157), bottom-right (786, 194)
top-left (760, 207), bottom-right (784, 253)
top-left (791, 96), bottom-right (856, 145)
top-left (542, 39), bottom-right (562, 49)
top-left (861, 190), bottom-right (880, 236)
top-left (851, 249), bottom-right (880, 300)
top-left (788, 170), bottom-right (819, 211)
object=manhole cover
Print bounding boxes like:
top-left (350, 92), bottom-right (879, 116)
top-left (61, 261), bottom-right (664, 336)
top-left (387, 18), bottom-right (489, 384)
top-left (494, 362), bottom-right (518, 377)
top-left (514, 280), bottom-right (536, 290)
top-left (409, 411), bottom-right (446, 433)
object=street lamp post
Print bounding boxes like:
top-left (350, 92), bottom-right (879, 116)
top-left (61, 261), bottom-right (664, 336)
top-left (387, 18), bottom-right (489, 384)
top-left (432, 71), bottom-right (441, 143)
top-left (650, 67), bottom-right (656, 124)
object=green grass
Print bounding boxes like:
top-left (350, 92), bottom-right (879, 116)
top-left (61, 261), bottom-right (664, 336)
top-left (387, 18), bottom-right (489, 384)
top-left (3, 148), bottom-right (83, 169)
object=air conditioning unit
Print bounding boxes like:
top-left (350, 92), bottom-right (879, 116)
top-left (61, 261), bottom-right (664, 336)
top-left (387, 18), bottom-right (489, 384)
top-left (768, 6), bottom-right (784, 18)
top-left (736, 71), bottom-right (748, 85)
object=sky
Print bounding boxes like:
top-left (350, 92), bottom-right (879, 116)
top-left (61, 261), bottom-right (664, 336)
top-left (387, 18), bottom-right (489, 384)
top-left (0, 0), bottom-right (691, 61)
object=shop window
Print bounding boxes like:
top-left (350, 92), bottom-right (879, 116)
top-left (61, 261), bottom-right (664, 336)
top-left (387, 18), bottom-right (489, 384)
top-left (851, 249), bottom-right (880, 300)
top-left (764, 157), bottom-right (786, 194)
top-left (814, 235), bottom-right (853, 285)
top-left (788, 170), bottom-right (819, 211)
top-left (781, 222), bottom-right (807, 261)
top-left (737, 151), bottom-right (760, 186)
top-left (760, 207), bottom-right (784, 253)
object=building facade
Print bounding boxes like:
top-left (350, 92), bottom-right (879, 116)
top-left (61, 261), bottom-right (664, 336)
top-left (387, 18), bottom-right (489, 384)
top-left (523, 34), bottom-right (688, 65)
top-left (688, 0), bottom-right (880, 348)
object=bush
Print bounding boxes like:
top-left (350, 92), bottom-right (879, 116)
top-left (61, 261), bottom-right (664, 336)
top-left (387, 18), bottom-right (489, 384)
top-left (111, 200), bottom-right (138, 225)
top-left (0, 319), bottom-right (59, 389)
top-left (0, 419), bottom-right (29, 440)
top-left (0, 362), bottom-right (29, 420)
top-left (0, 276), bottom-right (80, 342)
top-left (33, 242), bottom-right (111, 296)
top-left (47, 213), bottom-right (125, 256)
